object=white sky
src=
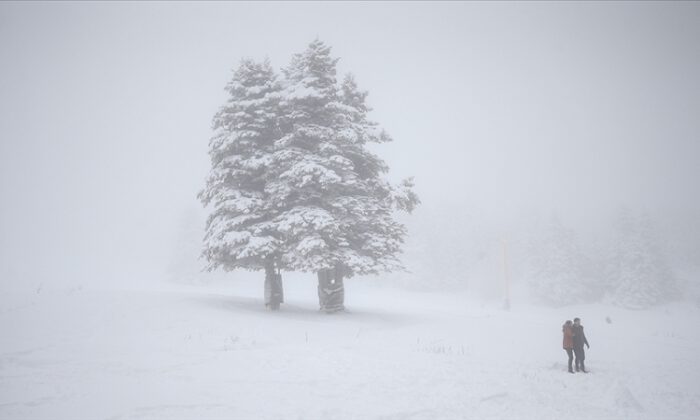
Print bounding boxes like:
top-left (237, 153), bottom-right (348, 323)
top-left (1, 1), bottom-right (698, 288)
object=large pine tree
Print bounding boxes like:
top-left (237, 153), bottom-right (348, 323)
top-left (198, 58), bottom-right (286, 309)
top-left (270, 39), bottom-right (419, 312)
top-left (200, 41), bottom-right (418, 312)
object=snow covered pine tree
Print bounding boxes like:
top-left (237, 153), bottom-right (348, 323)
top-left (272, 39), bottom-right (419, 312)
top-left (199, 58), bottom-right (286, 310)
top-left (200, 41), bottom-right (418, 313)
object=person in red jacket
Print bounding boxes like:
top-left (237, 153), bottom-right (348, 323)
top-left (562, 320), bottom-right (574, 373)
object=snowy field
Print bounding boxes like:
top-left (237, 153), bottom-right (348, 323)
top-left (1, 278), bottom-right (699, 420)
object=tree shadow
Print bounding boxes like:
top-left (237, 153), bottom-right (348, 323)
top-left (185, 293), bottom-right (418, 327)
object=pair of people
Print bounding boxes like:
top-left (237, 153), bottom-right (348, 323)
top-left (562, 318), bottom-right (590, 373)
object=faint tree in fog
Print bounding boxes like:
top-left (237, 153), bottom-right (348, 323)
top-left (273, 40), bottom-right (419, 312)
top-left (199, 59), bottom-right (286, 310)
top-left (167, 207), bottom-right (204, 285)
top-left (660, 211), bottom-right (700, 303)
top-left (607, 209), bottom-right (679, 308)
top-left (528, 216), bottom-right (601, 306)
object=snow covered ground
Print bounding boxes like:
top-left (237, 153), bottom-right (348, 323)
top-left (1, 278), bottom-right (699, 420)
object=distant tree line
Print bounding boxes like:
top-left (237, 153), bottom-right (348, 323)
top-left (528, 209), bottom-right (679, 309)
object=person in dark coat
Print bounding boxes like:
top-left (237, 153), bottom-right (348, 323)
top-left (572, 317), bottom-right (590, 372)
top-left (562, 320), bottom-right (574, 373)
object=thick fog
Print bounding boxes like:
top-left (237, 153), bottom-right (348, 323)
top-left (3, 3), bottom-right (700, 419)
top-left (1, 2), bottom-right (699, 298)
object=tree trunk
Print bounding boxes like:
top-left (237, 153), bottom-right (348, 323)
top-left (317, 265), bottom-right (345, 313)
top-left (264, 259), bottom-right (284, 310)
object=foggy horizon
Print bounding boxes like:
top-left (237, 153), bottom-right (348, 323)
top-left (1, 2), bottom-right (699, 290)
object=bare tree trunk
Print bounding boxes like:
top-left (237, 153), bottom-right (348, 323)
top-left (264, 258), bottom-right (284, 310)
top-left (317, 265), bottom-right (345, 313)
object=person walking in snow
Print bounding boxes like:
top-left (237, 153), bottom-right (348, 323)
top-left (572, 317), bottom-right (590, 372)
top-left (562, 320), bottom-right (574, 373)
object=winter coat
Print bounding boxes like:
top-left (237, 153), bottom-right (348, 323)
top-left (572, 325), bottom-right (589, 349)
top-left (562, 324), bottom-right (574, 349)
